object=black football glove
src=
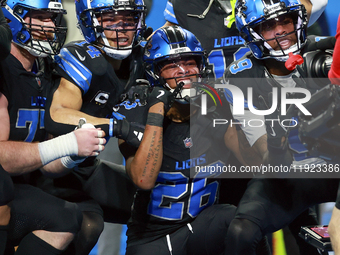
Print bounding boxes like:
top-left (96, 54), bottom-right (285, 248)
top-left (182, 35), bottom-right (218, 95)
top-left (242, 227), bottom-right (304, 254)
top-left (112, 118), bottom-right (145, 147)
top-left (147, 86), bottom-right (175, 112)
top-left (147, 83), bottom-right (185, 112)
top-left (144, 27), bottom-right (154, 40)
top-left (124, 79), bottom-right (151, 105)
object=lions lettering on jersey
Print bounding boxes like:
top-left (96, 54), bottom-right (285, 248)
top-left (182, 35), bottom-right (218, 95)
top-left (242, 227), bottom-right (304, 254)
top-left (214, 36), bottom-right (245, 48)
top-left (31, 96), bottom-right (46, 107)
top-left (175, 154), bottom-right (206, 170)
top-left (164, 0), bottom-right (249, 79)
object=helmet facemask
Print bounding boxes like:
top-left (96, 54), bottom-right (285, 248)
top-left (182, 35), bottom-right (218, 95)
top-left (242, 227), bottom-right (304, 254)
top-left (4, 3), bottom-right (67, 57)
top-left (237, 1), bottom-right (307, 61)
top-left (80, 5), bottom-right (145, 60)
top-left (150, 55), bottom-right (206, 104)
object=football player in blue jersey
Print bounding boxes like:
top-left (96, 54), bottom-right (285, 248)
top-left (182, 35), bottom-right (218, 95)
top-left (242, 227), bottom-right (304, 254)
top-left (0, 0), bottom-right (107, 254)
top-left (47, 0), bottom-right (148, 134)
top-left (119, 25), bottom-right (271, 255)
top-left (44, 0), bottom-right (151, 254)
top-left (222, 0), bottom-right (337, 254)
top-left (161, 0), bottom-right (328, 210)
top-left (162, 0), bottom-right (327, 80)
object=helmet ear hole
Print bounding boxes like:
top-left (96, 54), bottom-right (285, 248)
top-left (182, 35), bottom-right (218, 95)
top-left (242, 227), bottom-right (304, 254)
top-left (14, 6), bottom-right (24, 15)
top-left (159, 77), bottom-right (167, 86)
top-left (80, 13), bottom-right (88, 24)
top-left (239, 31), bottom-right (248, 41)
top-left (17, 32), bottom-right (26, 43)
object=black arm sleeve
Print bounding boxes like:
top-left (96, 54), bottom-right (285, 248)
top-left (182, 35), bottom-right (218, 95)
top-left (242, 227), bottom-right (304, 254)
top-left (0, 9), bottom-right (12, 61)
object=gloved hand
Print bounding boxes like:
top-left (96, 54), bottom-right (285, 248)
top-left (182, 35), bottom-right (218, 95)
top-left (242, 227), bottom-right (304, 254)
top-left (124, 79), bottom-right (151, 105)
top-left (148, 83), bottom-right (185, 112)
top-left (143, 27), bottom-right (154, 40)
top-left (110, 118), bottom-right (145, 147)
top-left (147, 86), bottom-right (175, 112)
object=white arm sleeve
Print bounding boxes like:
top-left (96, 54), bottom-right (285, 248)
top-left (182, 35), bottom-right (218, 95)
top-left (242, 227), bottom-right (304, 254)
top-left (308, 0), bottom-right (328, 27)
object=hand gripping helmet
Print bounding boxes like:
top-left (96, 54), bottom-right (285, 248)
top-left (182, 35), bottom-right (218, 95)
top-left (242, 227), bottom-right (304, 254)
top-left (143, 26), bottom-right (207, 104)
top-left (235, 0), bottom-right (307, 61)
top-left (2, 0), bottom-right (67, 57)
top-left (76, 0), bottom-right (146, 60)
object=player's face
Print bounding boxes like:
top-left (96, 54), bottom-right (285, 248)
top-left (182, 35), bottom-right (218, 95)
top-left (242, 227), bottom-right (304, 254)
top-left (159, 58), bottom-right (199, 90)
top-left (96, 11), bottom-right (137, 48)
top-left (24, 11), bottom-right (56, 41)
top-left (255, 13), bottom-right (297, 51)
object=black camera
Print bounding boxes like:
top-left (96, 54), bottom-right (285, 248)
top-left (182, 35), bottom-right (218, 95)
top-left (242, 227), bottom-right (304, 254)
top-left (298, 84), bottom-right (340, 163)
top-left (301, 50), bottom-right (332, 78)
top-left (298, 37), bottom-right (336, 87)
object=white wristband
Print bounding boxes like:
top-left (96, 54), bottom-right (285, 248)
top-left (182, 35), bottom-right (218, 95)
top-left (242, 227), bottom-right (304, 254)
top-left (61, 156), bottom-right (86, 169)
top-left (38, 132), bottom-right (78, 165)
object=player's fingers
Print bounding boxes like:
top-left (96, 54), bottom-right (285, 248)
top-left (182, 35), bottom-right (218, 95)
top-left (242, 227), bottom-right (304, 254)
top-left (96, 130), bottom-right (105, 138)
top-left (97, 144), bottom-right (104, 152)
top-left (98, 138), bottom-right (106, 145)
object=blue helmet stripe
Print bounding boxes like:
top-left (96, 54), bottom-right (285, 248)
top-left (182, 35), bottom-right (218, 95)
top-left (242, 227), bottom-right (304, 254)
top-left (55, 48), bottom-right (92, 94)
top-left (163, 1), bottom-right (178, 24)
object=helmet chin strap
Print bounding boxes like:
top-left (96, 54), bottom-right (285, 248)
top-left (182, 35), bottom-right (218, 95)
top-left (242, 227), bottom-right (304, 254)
top-left (100, 32), bottom-right (133, 59)
top-left (16, 41), bottom-right (51, 58)
top-left (100, 42), bottom-right (132, 60)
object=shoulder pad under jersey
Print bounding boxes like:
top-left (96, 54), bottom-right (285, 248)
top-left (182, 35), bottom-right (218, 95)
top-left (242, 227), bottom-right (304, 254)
top-left (54, 41), bottom-right (108, 94)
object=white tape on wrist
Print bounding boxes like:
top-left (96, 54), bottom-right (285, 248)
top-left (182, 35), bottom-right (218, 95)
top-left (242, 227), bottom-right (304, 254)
top-left (38, 132), bottom-right (78, 165)
top-left (61, 156), bottom-right (86, 169)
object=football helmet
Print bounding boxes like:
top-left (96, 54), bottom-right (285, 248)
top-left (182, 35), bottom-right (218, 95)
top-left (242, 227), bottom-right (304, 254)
top-left (2, 0), bottom-right (67, 57)
top-left (144, 26), bottom-right (206, 104)
top-left (76, 0), bottom-right (146, 60)
top-left (235, 0), bottom-right (308, 61)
